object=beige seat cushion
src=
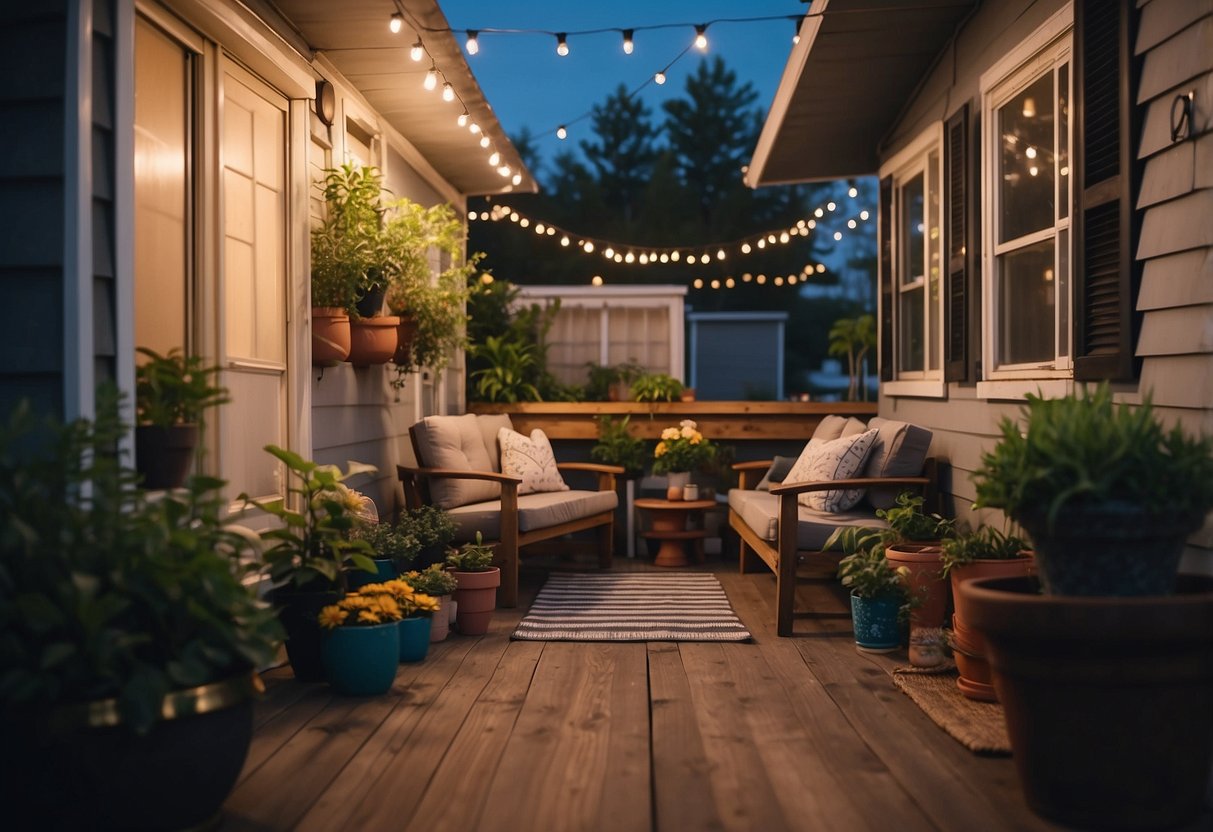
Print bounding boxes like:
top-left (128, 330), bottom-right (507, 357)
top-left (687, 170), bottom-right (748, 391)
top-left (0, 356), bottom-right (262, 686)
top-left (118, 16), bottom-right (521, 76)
top-left (862, 417), bottom-right (934, 510)
top-left (412, 414), bottom-right (501, 509)
top-left (728, 488), bottom-right (889, 551)
top-left (446, 489), bottom-right (619, 541)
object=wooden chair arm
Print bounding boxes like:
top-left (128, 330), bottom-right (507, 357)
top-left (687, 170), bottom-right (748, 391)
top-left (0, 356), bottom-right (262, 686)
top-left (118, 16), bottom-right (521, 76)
top-left (768, 475), bottom-right (930, 497)
top-left (556, 461), bottom-right (623, 492)
top-left (732, 460), bottom-right (774, 472)
top-left (396, 464), bottom-right (522, 485)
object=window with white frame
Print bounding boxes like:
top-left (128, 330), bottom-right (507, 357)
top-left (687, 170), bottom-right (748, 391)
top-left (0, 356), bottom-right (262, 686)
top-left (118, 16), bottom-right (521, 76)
top-left (879, 124), bottom-right (943, 382)
top-left (982, 11), bottom-right (1073, 379)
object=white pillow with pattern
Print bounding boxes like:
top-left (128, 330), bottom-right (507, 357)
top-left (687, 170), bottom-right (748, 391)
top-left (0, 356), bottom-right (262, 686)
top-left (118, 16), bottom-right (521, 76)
top-left (498, 427), bottom-right (570, 495)
top-left (783, 428), bottom-right (879, 512)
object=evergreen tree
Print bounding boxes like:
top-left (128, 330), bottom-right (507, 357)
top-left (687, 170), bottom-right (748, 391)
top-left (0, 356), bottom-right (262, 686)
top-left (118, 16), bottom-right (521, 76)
top-left (579, 85), bottom-right (658, 228)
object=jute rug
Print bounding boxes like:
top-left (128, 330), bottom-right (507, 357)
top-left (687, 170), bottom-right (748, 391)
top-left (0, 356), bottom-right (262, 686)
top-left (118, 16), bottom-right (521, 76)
top-left (512, 573), bottom-right (752, 642)
top-left (892, 665), bottom-right (1011, 755)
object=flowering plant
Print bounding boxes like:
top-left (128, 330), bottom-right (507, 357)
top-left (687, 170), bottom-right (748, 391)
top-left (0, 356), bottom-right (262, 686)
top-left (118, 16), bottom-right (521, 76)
top-left (651, 419), bottom-right (715, 475)
top-left (317, 579), bottom-right (440, 629)
top-left (403, 563), bottom-right (458, 596)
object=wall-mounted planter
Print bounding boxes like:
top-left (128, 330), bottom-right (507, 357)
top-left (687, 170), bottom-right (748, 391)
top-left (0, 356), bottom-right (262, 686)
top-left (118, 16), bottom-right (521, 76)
top-left (311, 307), bottom-right (351, 366)
top-left (348, 315), bottom-right (400, 366)
top-left (392, 313), bottom-right (420, 366)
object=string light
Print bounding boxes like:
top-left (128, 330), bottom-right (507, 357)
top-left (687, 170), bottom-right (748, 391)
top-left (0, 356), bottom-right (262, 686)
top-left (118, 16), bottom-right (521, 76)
top-left (457, 111), bottom-right (469, 127)
top-left (389, 13), bottom-right (404, 34)
top-left (423, 65), bottom-right (438, 91)
top-left (694, 24), bottom-right (708, 51)
top-left (442, 82), bottom-right (455, 102)
top-left (479, 135), bottom-right (490, 148)
top-left (410, 41), bottom-right (424, 62)
top-left (488, 151), bottom-right (501, 166)
top-left (469, 121), bottom-right (481, 134)
top-left (848, 186), bottom-right (858, 197)
top-left (556, 33), bottom-right (569, 56)
top-left (465, 30), bottom-right (479, 54)
top-left (512, 173), bottom-right (523, 186)
top-left (792, 18), bottom-right (801, 44)
top-left (654, 71), bottom-right (666, 85)
top-left (556, 126), bottom-right (567, 140)
top-left (592, 275), bottom-right (604, 286)
top-left (622, 29), bottom-right (634, 54)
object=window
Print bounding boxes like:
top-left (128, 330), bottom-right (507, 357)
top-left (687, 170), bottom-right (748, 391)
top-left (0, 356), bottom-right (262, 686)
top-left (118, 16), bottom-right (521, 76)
top-left (981, 9), bottom-right (1073, 380)
top-left (878, 124), bottom-right (944, 393)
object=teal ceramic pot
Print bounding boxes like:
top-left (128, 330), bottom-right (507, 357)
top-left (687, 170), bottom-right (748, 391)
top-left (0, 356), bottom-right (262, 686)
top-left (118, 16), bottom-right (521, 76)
top-left (398, 616), bottom-right (432, 662)
top-left (850, 592), bottom-right (902, 653)
top-left (321, 623), bottom-right (399, 695)
top-left (346, 557), bottom-right (397, 590)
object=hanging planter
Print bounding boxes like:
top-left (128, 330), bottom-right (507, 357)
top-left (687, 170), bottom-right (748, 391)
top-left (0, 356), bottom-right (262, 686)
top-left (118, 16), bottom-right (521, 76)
top-left (311, 307), bottom-right (351, 366)
top-left (347, 314), bottom-right (400, 366)
top-left (393, 313), bottom-right (420, 366)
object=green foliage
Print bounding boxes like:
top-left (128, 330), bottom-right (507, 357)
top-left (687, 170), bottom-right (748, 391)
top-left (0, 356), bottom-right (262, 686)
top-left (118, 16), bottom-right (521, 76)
top-left (352, 521), bottom-right (421, 571)
top-left (402, 563), bottom-right (458, 596)
top-left (973, 384), bottom-right (1213, 532)
top-left (445, 532), bottom-right (496, 572)
top-left (241, 446), bottom-right (377, 592)
top-left (397, 505), bottom-right (457, 551)
top-left (828, 314), bottom-right (876, 401)
top-left (877, 491), bottom-right (953, 542)
top-left (630, 373), bottom-right (684, 403)
top-left (939, 524), bottom-right (1031, 577)
top-left (310, 163), bottom-right (388, 312)
top-left (583, 361), bottom-right (643, 402)
top-left (0, 390), bottom-right (282, 733)
top-left (469, 335), bottom-right (541, 403)
top-left (135, 347), bottom-right (229, 427)
top-left (832, 528), bottom-right (910, 600)
top-left (466, 279), bottom-right (570, 402)
top-left (590, 416), bottom-right (648, 478)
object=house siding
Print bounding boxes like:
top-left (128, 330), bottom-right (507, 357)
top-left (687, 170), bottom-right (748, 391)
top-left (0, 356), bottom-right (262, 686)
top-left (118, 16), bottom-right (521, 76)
top-left (874, 0), bottom-right (1213, 570)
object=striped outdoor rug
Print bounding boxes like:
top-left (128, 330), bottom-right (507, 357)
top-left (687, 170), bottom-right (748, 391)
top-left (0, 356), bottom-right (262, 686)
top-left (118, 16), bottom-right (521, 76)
top-left (512, 573), bottom-right (752, 642)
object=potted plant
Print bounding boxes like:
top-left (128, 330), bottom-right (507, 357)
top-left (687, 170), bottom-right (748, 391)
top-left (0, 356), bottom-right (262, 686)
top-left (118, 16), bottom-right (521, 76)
top-left (403, 563), bottom-right (459, 642)
top-left (590, 415), bottom-right (649, 480)
top-left (469, 335), bottom-right (542, 402)
top-left (630, 372), bottom-right (684, 403)
top-left (0, 391), bottom-right (282, 830)
top-left (350, 521), bottom-right (422, 589)
top-left (584, 360), bottom-right (642, 402)
top-left (651, 419), bottom-right (715, 500)
top-left (369, 578), bottom-right (441, 662)
top-left (398, 505), bottom-right (458, 568)
top-left (445, 532), bottom-right (500, 635)
top-left (316, 586), bottom-right (402, 695)
top-left (242, 446), bottom-right (377, 681)
top-left (134, 346), bottom-right (229, 489)
top-left (833, 527), bottom-right (911, 653)
top-left (877, 491), bottom-right (954, 632)
top-left (938, 524), bottom-right (1033, 701)
top-left (962, 384), bottom-right (1213, 829)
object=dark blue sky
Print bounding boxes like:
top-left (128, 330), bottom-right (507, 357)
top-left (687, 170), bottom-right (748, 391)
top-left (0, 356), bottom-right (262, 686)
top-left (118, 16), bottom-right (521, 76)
top-left (439, 0), bottom-right (806, 179)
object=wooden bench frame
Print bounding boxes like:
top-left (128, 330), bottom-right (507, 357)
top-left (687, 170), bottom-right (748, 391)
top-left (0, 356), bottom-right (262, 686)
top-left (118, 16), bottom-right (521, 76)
top-left (728, 458), bottom-right (939, 636)
top-left (399, 429), bottom-right (622, 608)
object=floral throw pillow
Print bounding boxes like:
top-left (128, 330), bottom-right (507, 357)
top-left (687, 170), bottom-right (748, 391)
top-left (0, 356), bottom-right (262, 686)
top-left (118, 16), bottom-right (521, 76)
top-left (783, 429), bottom-right (879, 512)
top-left (498, 427), bottom-right (570, 495)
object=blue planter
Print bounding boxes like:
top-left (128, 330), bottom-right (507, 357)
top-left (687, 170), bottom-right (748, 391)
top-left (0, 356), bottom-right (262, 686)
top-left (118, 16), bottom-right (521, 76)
top-left (398, 616), bottom-right (432, 662)
top-left (347, 557), bottom-right (397, 590)
top-left (321, 623), bottom-right (399, 695)
top-left (850, 592), bottom-right (902, 653)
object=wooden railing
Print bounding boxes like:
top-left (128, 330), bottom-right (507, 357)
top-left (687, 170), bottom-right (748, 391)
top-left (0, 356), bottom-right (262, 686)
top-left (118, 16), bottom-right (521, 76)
top-left (467, 401), bottom-right (878, 441)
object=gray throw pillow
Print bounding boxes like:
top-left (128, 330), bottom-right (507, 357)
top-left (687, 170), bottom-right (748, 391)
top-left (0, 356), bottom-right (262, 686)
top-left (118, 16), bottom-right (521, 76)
top-left (755, 455), bottom-right (800, 491)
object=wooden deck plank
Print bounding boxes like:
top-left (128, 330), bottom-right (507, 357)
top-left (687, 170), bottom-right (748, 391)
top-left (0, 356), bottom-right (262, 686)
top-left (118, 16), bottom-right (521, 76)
top-left (477, 642), bottom-right (652, 832)
top-left (239, 685), bottom-right (333, 785)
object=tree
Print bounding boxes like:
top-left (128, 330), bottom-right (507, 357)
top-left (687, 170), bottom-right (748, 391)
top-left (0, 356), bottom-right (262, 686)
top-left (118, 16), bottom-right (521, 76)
top-left (828, 314), bottom-right (877, 401)
top-left (580, 85), bottom-right (658, 227)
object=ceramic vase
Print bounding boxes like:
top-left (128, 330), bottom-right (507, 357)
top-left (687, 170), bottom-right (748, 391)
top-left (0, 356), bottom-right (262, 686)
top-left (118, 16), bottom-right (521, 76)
top-left (397, 616), bottom-right (431, 662)
top-left (321, 622), bottom-right (399, 695)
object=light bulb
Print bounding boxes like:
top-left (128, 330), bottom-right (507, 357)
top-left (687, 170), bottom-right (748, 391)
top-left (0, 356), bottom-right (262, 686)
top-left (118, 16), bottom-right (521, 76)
top-left (742, 273), bottom-right (752, 282)
top-left (547, 228), bottom-right (556, 236)
top-left (716, 249), bottom-right (726, 260)
top-left (1026, 146), bottom-right (1037, 159)
top-left (833, 231), bottom-right (843, 241)
top-left (814, 208), bottom-right (824, 218)
top-left (774, 277), bottom-right (784, 286)
top-left (788, 275), bottom-right (797, 285)
top-left (535, 223), bottom-right (545, 234)
top-left (670, 251), bottom-right (680, 262)
top-left (639, 254), bottom-right (648, 264)
top-left (654, 72), bottom-right (666, 85)
top-left (622, 29), bottom-right (634, 54)
top-left (469, 121), bottom-right (481, 134)
top-left (767, 234), bottom-right (777, 243)
top-left (556, 125), bottom-right (567, 140)
top-left (465, 31), bottom-right (479, 55)
top-left (512, 173), bottom-right (522, 186)
top-left (499, 165), bottom-right (511, 177)
top-left (710, 279), bottom-right (720, 289)
top-left (479, 136), bottom-right (490, 148)
top-left (457, 112), bottom-right (468, 128)
top-left (848, 219), bottom-right (857, 229)
top-left (827, 201), bottom-right (836, 211)
top-left (808, 219), bottom-right (817, 228)
top-left (659, 253), bottom-right (669, 263)
top-left (488, 151), bottom-right (500, 166)
top-left (423, 66), bottom-right (437, 91)
top-left (613, 253), bottom-right (622, 263)
top-left (756, 274), bottom-right (766, 284)
top-left (519, 218), bottom-right (529, 228)
top-left (694, 25), bottom-right (708, 51)
top-left (726, 278), bottom-right (735, 288)
top-left (741, 243), bottom-right (751, 254)
top-left (792, 18), bottom-right (801, 44)
top-left (757, 239), bottom-right (766, 249)
top-left (390, 13), bottom-right (403, 34)
top-left (779, 232), bottom-right (790, 244)
top-left (410, 41), bottom-right (424, 62)
top-left (693, 278), bottom-right (703, 289)
top-left (624, 252), bottom-right (635, 263)
top-left (860, 210), bottom-right (870, 220)
top-left (556, 33), bottom-right (568, 57)
top-left (591, 275), bottom-right (604, 286)
top-left (1022, 96), bottom-right (1036, 118)
top-left (583, 242), bottom-right (594, 253)
top-left (604, 247), bottom-right (615, 258)
top-left (1029, 165), bottom-right (1039, 177)
top-left (442, 82), bottom-right (455, 102)
top-left (848, 186), bottom-right (858, 198)
top-left (816, 264), bottom-right (826, 274)
top-left (560, 236), bottom-right (570, 247)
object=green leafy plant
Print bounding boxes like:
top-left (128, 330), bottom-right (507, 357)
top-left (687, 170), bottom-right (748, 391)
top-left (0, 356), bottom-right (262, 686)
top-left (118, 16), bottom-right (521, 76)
top-left (397, 505), bottom-right (457, 552)
top-left (445, 532), bottom-right (496, 572)
top-left (630, 372), bottom-right (684, 403)
top-left (310, 163), bottom-right (388, 314)
top-left (0, 390), bottom-right (282, 733)
top-left (469, 335), bottom-right (542, 403)
top-left (651, 419), bottom-right (716, 475)
top-left (590, 415), bottom-right (649, 478)
top-left (403, 563), bottom-right (458, 597)
top-left (241, 446), bottom-right (377, 591)
top-left (828, 314), bottom-right (876, 402)
top-left (583, 360), bottom-right (643, 401)
top-left (939, 525), bottom-right (1031, 577)
top-left (878, 491), bottom-right (954, 542)
top-left (973, 384), bottom-right (1213, 532)
top-left (134, 347), bottom-right (229, 427)
top-left (352, 521), bottom-right (421, 572)
top-left (833, 527), bottom-right (911, 600)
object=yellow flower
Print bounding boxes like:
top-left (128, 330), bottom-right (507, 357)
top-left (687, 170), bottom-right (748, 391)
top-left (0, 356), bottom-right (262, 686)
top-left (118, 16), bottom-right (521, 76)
top-left (357, 608), bottom-right (382, 624)
top-left (374, 595), bottom-right (403, 621)
top-left (689, 435), bottom-right (701, 445)
top-left (358, 582), bottom-right (387, 596)
top-left (411, 592), bottom-right (440, 613)
top-left (318, 605), bottom-right (347, 629)
top-left (661, 427), bottom-right (680, 441)
top-left (679, 419), bottom-right (697, 430)
top-left (654, 442), bottom-right (667, 457)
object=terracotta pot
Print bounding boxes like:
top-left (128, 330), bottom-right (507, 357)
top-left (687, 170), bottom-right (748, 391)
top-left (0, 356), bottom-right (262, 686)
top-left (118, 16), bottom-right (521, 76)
top-left (962, 574), bottom-right (1213, 830)
top-left (948, 555), bottom-right (1035, 701)
top-left (134, 423), bottom-right (199, 490)
top-left (311, 306), bottom-right (351, 366)
top-left (392, 314), bottom-right (420, 366)
top-left (347, 314), bottom-right (400, 366)
top-left (884, 542), bottom-right (946, 630)
top-left (450, 567), bottom-right (501, 635)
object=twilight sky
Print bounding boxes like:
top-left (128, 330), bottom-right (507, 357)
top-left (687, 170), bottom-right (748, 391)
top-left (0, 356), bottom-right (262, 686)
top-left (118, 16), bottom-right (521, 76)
top-left (438, 0), bottom-right (807, 178)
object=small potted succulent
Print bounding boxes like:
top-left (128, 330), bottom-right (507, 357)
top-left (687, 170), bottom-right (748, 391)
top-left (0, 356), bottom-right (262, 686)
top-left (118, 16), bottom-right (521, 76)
top-left (316, 586), bottom-right (403, 695)
top-left (963, 385), bottom-right (1213, 829)
top-left (134, 346), bottom-right (229, 489)
top-left (403, 564), bottom-right (459, 642)
top-left (833, 527), bottom-right (910, 653)
top-left (445, 532), bottom-right (500, 635)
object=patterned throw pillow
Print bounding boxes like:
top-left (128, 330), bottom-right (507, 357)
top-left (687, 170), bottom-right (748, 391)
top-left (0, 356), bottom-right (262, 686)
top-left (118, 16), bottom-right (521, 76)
top-left (783, 429), bottom-right (879, 512)
top-left (498, 427), bottom-right (570, 495)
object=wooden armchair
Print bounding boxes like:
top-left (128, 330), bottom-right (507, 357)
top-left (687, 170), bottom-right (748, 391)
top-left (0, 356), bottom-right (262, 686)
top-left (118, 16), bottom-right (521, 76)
top-left (398, 414), bottom-right (622, 607)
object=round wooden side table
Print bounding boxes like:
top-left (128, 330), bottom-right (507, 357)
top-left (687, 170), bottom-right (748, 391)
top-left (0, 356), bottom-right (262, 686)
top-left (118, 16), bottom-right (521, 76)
top-left (634, 498), bottom-right (716, 567)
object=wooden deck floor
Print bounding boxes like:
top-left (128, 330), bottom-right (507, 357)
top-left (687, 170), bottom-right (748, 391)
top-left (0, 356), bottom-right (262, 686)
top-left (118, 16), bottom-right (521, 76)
top-left (218, 557), bottom-right (1147, 831)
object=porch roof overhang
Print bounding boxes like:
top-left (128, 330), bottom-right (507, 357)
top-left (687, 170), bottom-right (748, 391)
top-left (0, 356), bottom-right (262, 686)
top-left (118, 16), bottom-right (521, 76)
top-left (269, 0), bottom-right (536, 198)
top-left (745, 0), bottom-right (976, 187)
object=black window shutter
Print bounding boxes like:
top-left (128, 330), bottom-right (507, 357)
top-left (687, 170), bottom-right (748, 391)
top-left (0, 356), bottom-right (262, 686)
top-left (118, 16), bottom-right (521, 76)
top-left (1073, 0), bottom-right (1141, 381)
top-left (879, 175), bottom-right (894, 381)
top-left (944, 105), bottom-right (968, 382)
